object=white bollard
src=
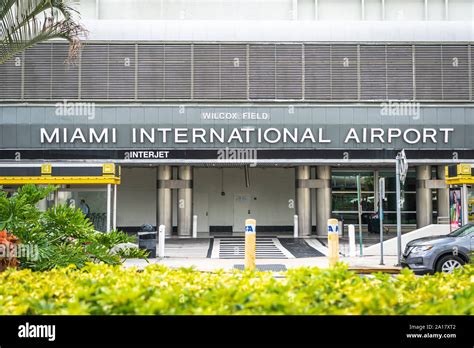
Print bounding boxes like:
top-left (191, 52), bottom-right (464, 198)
top-left (348, 224), bottom-right (356, 257)
top-left (192, 215), bottom-right (198, 238)
top-left (293, 215), bottom-right (298, 238)
top-left (158, 224), bottom-right (165, 258)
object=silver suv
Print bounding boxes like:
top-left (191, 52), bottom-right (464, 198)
top-left (401, 223), bottom-right (473, 274)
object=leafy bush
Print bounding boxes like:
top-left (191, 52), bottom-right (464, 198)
top-left (0, 263), bottom-right (472, 315)
top-left (0, 185), bottom-right (147, 271)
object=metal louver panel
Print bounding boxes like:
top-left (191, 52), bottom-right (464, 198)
top-left (164, 44), bottom-right (191, 99)
top-left (194, 44), bottom-right (220, 99)
top-left (276, 44), bottom-right (302, 100)
top-left (304, 45), bottom-right (331, 100)
top-left (81, 44), bottom-right (108, 99)
top-left (386, 45), bottom-right (413, 100)
top-left (108, 45), bottom-right (135, 99)
top-left (249, 44), bottom-right (276, 99)
top-left (0, 56), bottom-right (21, 98)
top-left (137, 44), bottom-right (164, 99)
top-left (472, 45), bottom-right (474, 101)
top-left (415, 45), bottom-right (442, 100)
top-left (0, 42), bottom-right (471, 102)
top-left (220, 44), bottom-right (247, 99)
top-left (51, 44), bottom-right (78, 99)
top-left (442, 45), bottom-right (469, 100)
top-left (360, 45), bottom-right (387, 100)
top-left (25, 44), bottom-right (52, 99)
top-left (331, 45), bottom-right (358, 100)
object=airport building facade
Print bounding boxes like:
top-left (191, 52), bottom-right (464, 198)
top-left (0, 0), bottom-right (473, 236)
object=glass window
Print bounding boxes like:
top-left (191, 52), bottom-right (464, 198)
top-left (448, 223), bottom-right (474, 237)
top-left (378, 169), bottom-right (416, 192)
top-left (385, 0), bottom-right (425, 20)
top-left (332, 171), bottom-right (374, 191)
top-left (382, 192), bottom-right (416, 212)
top-left (383, 212), bottom-right (417, 224)
top-left (56, 187), bottom-right (108, 232)
top-left (468, 187), bottom-right (474, 223)
top-left (333, 192), bottom-right (375, 212)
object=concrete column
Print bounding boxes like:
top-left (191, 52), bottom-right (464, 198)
top-left (177, 166), bottom-right (193, 237)
top-left (157, 165), bottom-right (173, 236)
top-left (316, 166), bottom-right (332, 236)
top-left (296, 166), bottom-right (311, 237)
top-left (437, 165), bottom-right (449, 221)
top-left (416, 165), bottom-right (433, 228)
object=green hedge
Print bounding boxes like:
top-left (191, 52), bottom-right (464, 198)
top-left (0, 264), bottom-right (472, 315)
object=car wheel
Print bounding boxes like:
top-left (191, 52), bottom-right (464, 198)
top-left (435, 255), bottom-right (465, 274)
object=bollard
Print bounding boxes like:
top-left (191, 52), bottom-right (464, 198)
top-left (293, 214), bottom-right (298, 238)
top-left (244, 218), bottom-right (256, 271)
top-left (192, 215), bottom-right (198, 238)
top-left (327, 218), bottom-right (339, 267)
top-left (348, 224), bottom-right (356, 257)
top-left (158, 224), bottom-right (165, 258)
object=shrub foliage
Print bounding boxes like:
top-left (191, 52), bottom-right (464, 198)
top-left (0, 185), bottom-right (147, 271)
top-left (0, 263), bottom-right (472, 315)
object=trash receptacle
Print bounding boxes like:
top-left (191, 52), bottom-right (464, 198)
top-left (138, 224), bottom-right (157, 258)
top-left (368, 216), bottom-right (380, 234)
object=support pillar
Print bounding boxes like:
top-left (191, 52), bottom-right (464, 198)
top-left (157, 166), bottom-right (173, 236)
top-left (296, 166), bottom-right (311, 237)
top-left (316, 166), bottom-right (332, 236)
top-left (416, 165), bottom-right (433, 228)
top-left (437, 165), bottom-right (449, 221)
top-left (178, 166), bottom-right (193, 237)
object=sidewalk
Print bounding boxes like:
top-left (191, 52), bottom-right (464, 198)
top-left (124, 237), bottom-right (401, 272)
top-left (124, 255), bottom-right (401, 272)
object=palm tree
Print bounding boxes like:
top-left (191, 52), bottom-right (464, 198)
top-left (0, 0), bottom-right (85, 64)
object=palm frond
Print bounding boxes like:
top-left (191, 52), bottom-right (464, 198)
top-left (0, 0), bottom-right (86, 64)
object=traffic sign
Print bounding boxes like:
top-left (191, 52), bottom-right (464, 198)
top-left (398, 149), bottom-right (408, 184)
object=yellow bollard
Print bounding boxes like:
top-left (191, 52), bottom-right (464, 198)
top-left (327, 218), bottom-right (340, 267)
top-left (244, 219), bottom-right (256, 271)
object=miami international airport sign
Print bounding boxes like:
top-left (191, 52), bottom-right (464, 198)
top-left (38, 126), bottom-right (455, 146)
top-left (0, 105), bottom-right (473, 163)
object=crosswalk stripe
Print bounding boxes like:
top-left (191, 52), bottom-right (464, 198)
top-left (213, 237), bottom-right (294, 259)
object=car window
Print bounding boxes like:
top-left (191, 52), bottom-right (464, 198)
top-left (448, 224), bottom-right (474, 237)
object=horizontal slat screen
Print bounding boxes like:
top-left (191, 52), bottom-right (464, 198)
top-left (304, 45), bottom-right (331, 100)
top-left (194, 44), bottom-right (220, 99)
top-left (137, 44), bottom-right (164, 99)
top-left (108, 44), bottom-right (135, 99)
top-left (1, 42), bottom-right (471, 102)
top-left (360, 45), bottom-right (387, 100)
top-left (276, 44), bottom-right (303, 100)
top-left (331, 45), bottom-right (358, 100)
top-left (415, 45), bottom-right (443, 100)
top-left (52, 44), bottom-right (78, 99)
top-left (220, 44), bottom-right (247, 99)
top-left (24, 44), bottom-right (52, 99)
top-left (387, 45), bottom-right (413, 100)
top-left (81, 44), bottom-right (108, 99)
top-left (249, 44), bottom-right (276, 99)
top-left (0, 55), bottom-right (22, 99)
top-left (442, 45), bottom-right (470, 100)
top-left (164, 44), bottom-right (192, 99)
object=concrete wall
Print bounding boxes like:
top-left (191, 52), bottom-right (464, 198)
top-left (117, 167), bottom-right (157, 227)
top-left (116, 166), bottom-right (295, 231)
top-left (194, 167), bottom-right (295, 231)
